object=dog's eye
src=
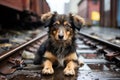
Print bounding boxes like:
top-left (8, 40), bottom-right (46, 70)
top-left (66, 28), bottom-right (71, 32)
top-left (53, 30), bottom-right (56, 34)
top-left (53, 24), bottom-right (59, 28)
top-left (66, 28), bottom-right (69, 31)
top-left (64, 24), bottom-right (71, 27)
top-left (66, 29), bottom-right (71, 35)
top-left (66, 27), bottom-right (73, 32)
top-left (65, 24), bottom-right (72, 30)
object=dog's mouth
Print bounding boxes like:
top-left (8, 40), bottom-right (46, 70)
top-left (55, 39), bottom-right (68, 43)
top-left (57, 39), bottom-right (66, 42)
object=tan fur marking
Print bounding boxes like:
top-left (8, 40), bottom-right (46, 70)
top-left (53, 30), bottom-right (56, 34)
top-left (41, 12), bottom-right (52, 22)
top-left (65, 53), bottom-right (78, 61)
top-left (44, 51), bottom-right (57, 62)
top-left (64, 28), bottom-right (72, 41)
top-left (54, 29), bottom-right (59, 40)
top-left (42, 60), bottom-right (54, 74)
top-left (64, 53), bottom-right (78, 76)
top-left (74, 15), bottom-right (85, 25)
top-left (65, 53), bottom-right (84, 68)
top-left (66, 31), bottom-right (70, 35)
top-left (63, 29), bottom-right (67, 40)
top-left (64, 61), bottom-right (77, 75)
top-left (53, 21), bottom-right (60, 25)
top-left (64, 21), bottom-right (71, 26)
top-left (64, 53), bottom-right (78, 75)
top-left (43, 60), bottom-right (52, 68)
top-left (42, 51), bottom-right (56, 74)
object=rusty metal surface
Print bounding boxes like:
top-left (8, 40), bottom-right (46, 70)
top-left (80, 32), bottom-right (120, 50)
top-left (0, 29), bottom-right (47, 61)
top-left (81, 27), bottom-right (120, 46)
top-left (0, 0), bottom-right (23, 11)
top-left (0, 0), bottom-right (50, 15)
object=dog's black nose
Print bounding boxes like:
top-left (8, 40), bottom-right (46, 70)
top-left (58, 35), bottom-right (63, 39)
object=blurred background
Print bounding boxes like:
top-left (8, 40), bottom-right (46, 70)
top-left (47, 0), bottom-right (120, 28)
top-left (0, 0), bottom-right (120, 46)
top-left (0, 0), bottom-right (120, 28)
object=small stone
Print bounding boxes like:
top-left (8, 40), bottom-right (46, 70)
top-left (22, 50), bottom-right (35, 59)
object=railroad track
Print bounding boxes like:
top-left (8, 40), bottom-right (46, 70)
top-left (0, 30), bottom-right (120, 80)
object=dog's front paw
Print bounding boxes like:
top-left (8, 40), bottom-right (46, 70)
top-left (42, 67), bottom-right (54, 75)
top-left (64, 67), bottom-right (75, 76)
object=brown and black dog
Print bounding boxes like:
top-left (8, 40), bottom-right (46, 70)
top-left (34, 12), bottom-right (85, 76)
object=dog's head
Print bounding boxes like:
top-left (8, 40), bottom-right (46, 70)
top-left (41, 12), bottom-right (85, 42)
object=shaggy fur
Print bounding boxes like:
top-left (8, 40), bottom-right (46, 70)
top-left (34, 12), bottom-right (85, 76)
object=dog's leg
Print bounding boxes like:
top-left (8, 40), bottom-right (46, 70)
top-left (64, 60), bottom-right (77, 76)
top-left (42, 60), bottom-right (54, 74)
top-left (42, 51), bottom-right (56, 74)
top-left (64, 53), bottom-right (78, 76)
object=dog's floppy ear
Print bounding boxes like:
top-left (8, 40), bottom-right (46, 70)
top-left (41, 12), bottom-right (57, 27)
top-left (69, 13), bottom-right (85, 30)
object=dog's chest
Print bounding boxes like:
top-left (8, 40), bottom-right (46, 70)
top-left (57, 57), bottom-right (65, 67)
top-left (50, 43), bottom-right (72, 66)
top-left (54, 46), bottom-right (69, 66)
top-left (55, 48), bottom-right (66, 66)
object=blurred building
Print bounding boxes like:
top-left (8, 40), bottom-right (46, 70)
top-left (100, 0), bottom-right (118, 28)
top-left (0, 0), bottom-right (50, 29)
top-left (78, 0), bottom-right (100, 26)
top-left (78, 0), bottom-right (87, 18)
top-left (78, 0), bottom-right (120, 28)
top-left (64, 0), bottom-right (80, 14)
top-left (64, 2), bottom-right (70, 14)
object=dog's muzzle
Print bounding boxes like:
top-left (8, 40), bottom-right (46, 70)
top-left (58, 35), bottom-right (64, 40)
top-left (58, 27), bottom-right (65, 40)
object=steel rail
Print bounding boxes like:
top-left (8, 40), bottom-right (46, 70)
top-left (79, 32), bottom-right (120, 51)
top-left (0, 33), bottom-right (47, 61)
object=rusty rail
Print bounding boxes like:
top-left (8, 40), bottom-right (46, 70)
top-left (0, 33), bottom-right (47, 61)
top-left (79, 32), bottom-right (120, 51)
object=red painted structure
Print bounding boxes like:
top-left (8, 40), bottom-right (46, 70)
top-left (87, 0), bottom-right (100, 20)
top-left (0, 0), bottom-right (50, 29)
top-left (78, 0), bottom-right (118, 28)
top-left (0, 0), bottom-right (50, 15)
top-left (78, 0), bottom-right (100, 26)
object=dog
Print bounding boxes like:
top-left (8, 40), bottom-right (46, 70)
top-left (34, 12), bottom-right (85, 76)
